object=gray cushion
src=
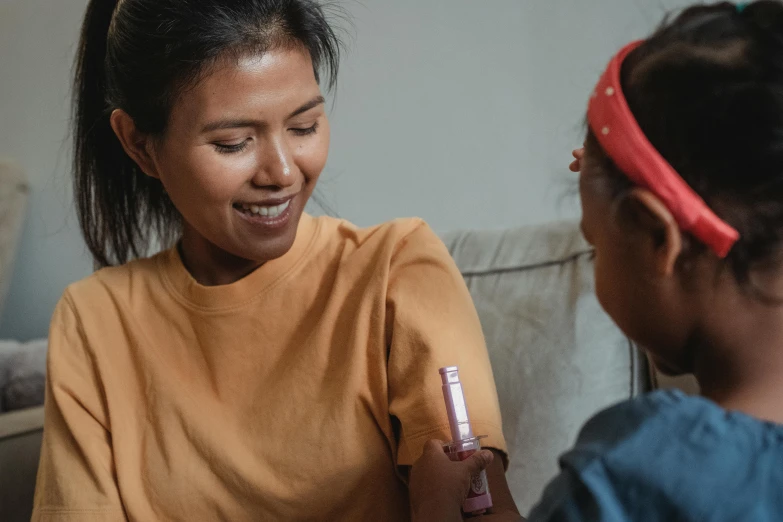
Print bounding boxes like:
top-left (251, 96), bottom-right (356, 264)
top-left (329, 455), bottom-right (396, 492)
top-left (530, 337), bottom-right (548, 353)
top-left (441, 221), bottom-right (649, 515)
top-left (0, 340), bottom-right (47, 413)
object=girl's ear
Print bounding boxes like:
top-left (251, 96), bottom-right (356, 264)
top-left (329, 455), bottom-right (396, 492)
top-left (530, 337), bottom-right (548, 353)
top-left (625, 187), bottom-right (683, 276)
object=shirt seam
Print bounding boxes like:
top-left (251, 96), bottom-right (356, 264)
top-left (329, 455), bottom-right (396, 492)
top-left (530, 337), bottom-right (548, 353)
top-left (55, 292), bottom-right (112, 432)
top-left (34, 508), bottom-right (124, 513)
top-left (404, 420), bottom-right (505, 442)
top-left (387, 218), bottom-right (427, 269)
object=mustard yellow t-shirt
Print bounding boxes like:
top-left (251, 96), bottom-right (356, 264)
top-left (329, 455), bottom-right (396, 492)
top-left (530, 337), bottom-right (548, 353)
top-left (33, 215), bottom-right (507, 521)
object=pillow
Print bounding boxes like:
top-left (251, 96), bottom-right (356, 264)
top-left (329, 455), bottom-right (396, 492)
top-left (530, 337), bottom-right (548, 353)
top-left (0, 339), bottom-right (47, 412)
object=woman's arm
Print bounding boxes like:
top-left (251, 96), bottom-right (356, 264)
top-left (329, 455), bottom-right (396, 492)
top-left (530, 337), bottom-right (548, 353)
top-left (383, 220), bottom-right (518, 518)
top-left (32, 294), bottom-right (126, 521)
top-left (385, 221), bottom-right (508, 463)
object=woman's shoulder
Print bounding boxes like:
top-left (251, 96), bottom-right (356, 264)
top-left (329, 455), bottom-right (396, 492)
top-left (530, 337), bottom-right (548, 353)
top-left (60, 251), bottom-right (168, 307)
top-left (312, 215), bottom-right (443, 258)
top-left (315, 214), bottom-right (430, 241)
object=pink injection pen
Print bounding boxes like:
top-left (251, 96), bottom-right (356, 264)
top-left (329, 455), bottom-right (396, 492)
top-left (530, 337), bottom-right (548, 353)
top-left (439, 366), bottom-right (493, 515)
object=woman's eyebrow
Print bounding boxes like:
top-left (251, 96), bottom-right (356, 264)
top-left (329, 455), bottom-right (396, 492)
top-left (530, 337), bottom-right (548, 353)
top-left (288, 95), bottom-right (325, 119)
top-left (201, 96), bottom-right (326, 133)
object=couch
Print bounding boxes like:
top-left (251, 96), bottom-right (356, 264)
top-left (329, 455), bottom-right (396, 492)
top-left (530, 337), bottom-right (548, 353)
top-left (0, 160), bottom-right (45, 522)
top-left (0, 161), bottom-right (660, 519)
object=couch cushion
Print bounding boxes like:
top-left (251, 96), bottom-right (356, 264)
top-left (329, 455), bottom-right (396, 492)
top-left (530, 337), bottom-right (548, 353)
top-left (0, 161), bottom-right (28, 319)
top-left (441, 221), bottom-right (649, 515)
top-left (0, 340), bottom-right (47, 413)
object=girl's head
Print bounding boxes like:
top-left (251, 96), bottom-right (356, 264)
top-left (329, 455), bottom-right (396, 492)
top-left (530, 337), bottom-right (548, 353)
top-left (580, 1), bottom-right (783, 376)
top-left (75, 0), bottom-right (342, 269)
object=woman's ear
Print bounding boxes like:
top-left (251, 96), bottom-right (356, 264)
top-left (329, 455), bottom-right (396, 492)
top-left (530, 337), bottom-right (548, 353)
top-left (110, 109), bottom-right (161, 179)
top-left (626, 187), bottom-right (683, 276)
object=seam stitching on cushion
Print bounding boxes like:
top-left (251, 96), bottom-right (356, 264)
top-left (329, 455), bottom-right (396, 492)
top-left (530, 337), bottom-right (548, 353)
top-left (459, 250), bottom-right (594, 278)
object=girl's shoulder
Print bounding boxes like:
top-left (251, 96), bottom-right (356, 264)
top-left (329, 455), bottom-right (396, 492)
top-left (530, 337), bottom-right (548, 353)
top-left (572, 390), bottom-right (783, 463)
top-left (531, 389), bottom-right (783, 520)
top-left (549, 390), bottom-right (783, 519)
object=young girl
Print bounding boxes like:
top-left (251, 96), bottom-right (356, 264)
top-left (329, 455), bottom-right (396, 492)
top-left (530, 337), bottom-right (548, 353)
top-left (411, 1), bottom-right (783, 520)
top-left (32, 1), bottom-right (521, 520)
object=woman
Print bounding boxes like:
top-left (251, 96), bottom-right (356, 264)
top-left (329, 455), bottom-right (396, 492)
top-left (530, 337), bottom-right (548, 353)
top-left (32, 1), bottom-right (518, 520)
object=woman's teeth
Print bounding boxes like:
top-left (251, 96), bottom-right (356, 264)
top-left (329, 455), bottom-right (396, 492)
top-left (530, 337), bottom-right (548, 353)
top-left (238, 200), bottom-right (291, 218)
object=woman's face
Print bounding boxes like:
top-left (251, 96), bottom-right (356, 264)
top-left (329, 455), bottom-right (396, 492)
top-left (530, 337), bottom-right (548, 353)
top-left (150, 47), bottom-right (329, 276)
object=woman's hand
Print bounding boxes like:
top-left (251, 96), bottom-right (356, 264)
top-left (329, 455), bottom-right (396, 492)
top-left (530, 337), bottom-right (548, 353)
top-left (409, 440), bottom-right (494, 522)
top-left (569, 148), bottom-right (585, 173)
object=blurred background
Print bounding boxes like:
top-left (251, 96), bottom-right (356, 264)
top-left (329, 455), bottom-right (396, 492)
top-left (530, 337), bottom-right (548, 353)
top-left (0, 0), bottom-right (714, 340)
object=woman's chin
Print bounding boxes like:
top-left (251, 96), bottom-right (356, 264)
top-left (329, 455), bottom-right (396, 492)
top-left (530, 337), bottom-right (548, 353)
top-left (229, 205), bottom-right (304, 263)
top-left (232, 232), bottom-right (297, 266)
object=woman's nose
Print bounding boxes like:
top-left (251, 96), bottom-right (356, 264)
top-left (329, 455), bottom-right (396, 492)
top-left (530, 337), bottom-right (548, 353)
top-left (251, 136), bottom-right (296, 188)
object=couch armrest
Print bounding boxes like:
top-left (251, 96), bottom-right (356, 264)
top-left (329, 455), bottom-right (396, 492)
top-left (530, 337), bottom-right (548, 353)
top-left (0, 407), bottom-right (43, 522)
top-left (0, 406), bottom-right (44, 440)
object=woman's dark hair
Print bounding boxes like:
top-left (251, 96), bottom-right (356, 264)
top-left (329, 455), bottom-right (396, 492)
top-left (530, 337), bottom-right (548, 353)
top-left (586, 0), bottom-right (783, 289)
top-left (74, 0), bottom-right (343, 267)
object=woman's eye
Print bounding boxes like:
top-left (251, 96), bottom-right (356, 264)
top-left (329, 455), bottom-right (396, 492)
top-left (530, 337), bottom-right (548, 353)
top-left (214, 139), bottom-right (250, 154)
top-left (290, 122), bottom-right (319, 137)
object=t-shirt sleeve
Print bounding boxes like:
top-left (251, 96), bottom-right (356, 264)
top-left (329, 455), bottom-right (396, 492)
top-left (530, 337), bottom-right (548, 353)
top-left (385, 220), bottom-right (507, 466)
top-left (32, 292), bottom-right (126, 521)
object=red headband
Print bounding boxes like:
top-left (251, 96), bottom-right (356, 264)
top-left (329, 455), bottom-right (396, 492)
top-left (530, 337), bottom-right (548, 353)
top-left (587, 41), bottom-right (739, 258)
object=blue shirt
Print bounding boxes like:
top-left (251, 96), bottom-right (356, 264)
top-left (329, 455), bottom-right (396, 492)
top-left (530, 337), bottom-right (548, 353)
top-left (528, 390), bottom-right (783, 521)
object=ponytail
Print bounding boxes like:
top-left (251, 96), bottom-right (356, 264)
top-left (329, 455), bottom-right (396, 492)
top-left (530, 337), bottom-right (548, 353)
top-left (73, 0), bottom-right (179, 268)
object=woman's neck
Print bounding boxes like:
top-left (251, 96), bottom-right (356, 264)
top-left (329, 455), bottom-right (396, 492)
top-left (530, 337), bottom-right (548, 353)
top-left (178, 231), bottom-right (263, 286)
